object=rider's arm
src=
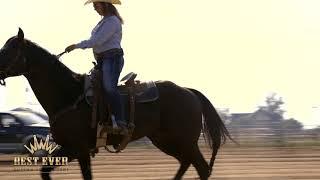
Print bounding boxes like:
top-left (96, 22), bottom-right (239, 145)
top-left (75, 16), bottom-right (119, 49)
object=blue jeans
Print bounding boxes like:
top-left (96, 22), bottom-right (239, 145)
top-left (101, 55), bottom-right (125, 126)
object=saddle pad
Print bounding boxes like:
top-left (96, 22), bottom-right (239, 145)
top-left (119, 81), bottom-right (159, 103)
top-left (84, 75), bottom-right (159, 106)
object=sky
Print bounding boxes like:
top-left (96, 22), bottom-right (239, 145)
top-left (0, 0), bottom-right (320, 128)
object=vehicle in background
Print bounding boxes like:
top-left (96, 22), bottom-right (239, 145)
top-left (11, 107), bottom-right (48, 120)
top-left (0, 111), bottom-right (50, 154)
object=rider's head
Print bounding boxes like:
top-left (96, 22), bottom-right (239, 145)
top-left (88, 0), bottom-right (123, 24)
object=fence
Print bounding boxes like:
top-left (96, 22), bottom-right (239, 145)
top-left (218, 124), bottom-right (320, 147)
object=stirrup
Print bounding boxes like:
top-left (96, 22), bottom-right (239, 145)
top-left (96, 122), bottom-right (108, 148)
top-left (115, 124), bottom-right (134, 152)
top-left (112, 125), bottom-right (129, 135)
top-left (116, 134), bottom-right (131, 152)
top-left (110, 115), bottom-right (129, 135)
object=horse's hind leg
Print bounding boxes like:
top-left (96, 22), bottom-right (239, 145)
top-left (176, 144), bottom-right (209, 180)
top-left (40, 147), bottom-right (74, 180)
top-left (151, 139), bottom-right (209, 180)
top-left (149, 137), bottom-right (189, 179)
top-left (190, 145), bottom-right (210, 180)
top-left (174, 160), bottom-right (191, 180)
top-left (150, 136), bottom-right (208, 180)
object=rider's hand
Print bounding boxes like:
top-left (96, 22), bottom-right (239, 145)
top-left (65, 44), bottom-right (76, 53)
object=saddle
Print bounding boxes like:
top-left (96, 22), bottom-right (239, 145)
top-left (84, 66), bottom-right (158, 153)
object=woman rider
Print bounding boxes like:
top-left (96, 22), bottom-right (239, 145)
top-left (65, 0), bottom-right (128, 135)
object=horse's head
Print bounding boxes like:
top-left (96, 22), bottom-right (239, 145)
top-left (0, 28), bottom-right (28, 85)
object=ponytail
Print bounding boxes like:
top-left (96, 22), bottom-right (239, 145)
top-left (103, 2), bottom-right (124, 24)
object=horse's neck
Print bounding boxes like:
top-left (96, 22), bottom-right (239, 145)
top-left (24, 44), bottom-right (83, 117)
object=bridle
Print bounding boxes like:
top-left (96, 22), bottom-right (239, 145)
top-left (0, 47), bottom-right (28, 86)
top-left (0, 48), bottom-right (66, 86)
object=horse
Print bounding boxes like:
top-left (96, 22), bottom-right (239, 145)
top-left (0, 28), bottom-right (232, 180)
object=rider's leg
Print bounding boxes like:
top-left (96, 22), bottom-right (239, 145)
top-left (101, 56), bottom-right (127, 132)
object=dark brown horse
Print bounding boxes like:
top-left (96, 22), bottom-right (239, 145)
top-left (0, 29), bottom-right (232, 180)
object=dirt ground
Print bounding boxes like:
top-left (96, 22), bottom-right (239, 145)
top-left (0, 146), bottom-right (320, 180)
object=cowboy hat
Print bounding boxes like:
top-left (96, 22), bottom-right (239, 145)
top-left (84, 0), bottom-right (121, 5)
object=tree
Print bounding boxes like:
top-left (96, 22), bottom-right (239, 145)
top-left (259, 93), bottom-right (285, 117)
top-left (259, 93), bottom-right (286, 144)
top-left (281, 118), bottom-right (303, 133)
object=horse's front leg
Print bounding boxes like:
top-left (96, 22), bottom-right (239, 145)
top-left (78, 151), bottom-right (92, 180)
top-left (40, 147), bottom-right (74, 180)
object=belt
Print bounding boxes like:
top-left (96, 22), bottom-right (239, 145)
top-left (94, 48), bottom-right (123, 61)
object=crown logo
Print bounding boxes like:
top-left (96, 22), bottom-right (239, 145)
top-left (24, 135), bottom-right (58, 155)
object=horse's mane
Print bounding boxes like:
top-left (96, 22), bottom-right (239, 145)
top-left (24, 39), bottom-right (84, 87)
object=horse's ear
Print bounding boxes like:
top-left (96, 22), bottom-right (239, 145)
top-left (18, 28), bottom-right (24, 41)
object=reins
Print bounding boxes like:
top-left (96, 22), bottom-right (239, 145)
top-left (0, 49), bottom-right (65, 86)
top-left (56, 50), bottom-right (67, 60)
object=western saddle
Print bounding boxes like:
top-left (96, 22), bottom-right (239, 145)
top-left (85, 66), bottom-right (158, 155)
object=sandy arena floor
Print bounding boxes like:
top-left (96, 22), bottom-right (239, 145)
top-left (0, 146), bottom-right (320, 180)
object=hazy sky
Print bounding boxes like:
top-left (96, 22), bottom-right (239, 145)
top-left (1, 0), bottom-right (320, 128)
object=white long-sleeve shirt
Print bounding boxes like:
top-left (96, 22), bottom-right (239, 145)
top-left (75, 15), bottom-right (122, 53)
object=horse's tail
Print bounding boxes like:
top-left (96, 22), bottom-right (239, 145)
top-left (188, 88), bottom-right (235, 176)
